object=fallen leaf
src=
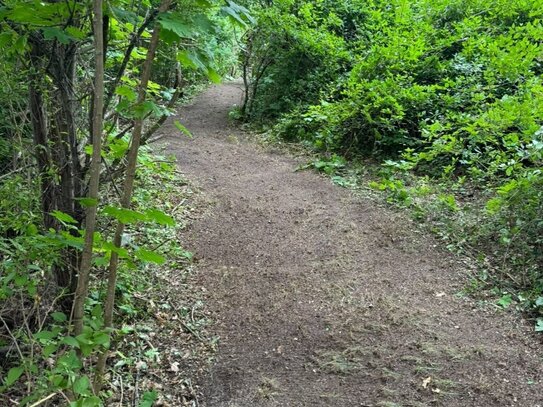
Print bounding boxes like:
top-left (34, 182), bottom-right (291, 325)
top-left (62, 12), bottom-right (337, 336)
top-left (422, 377), bottom-right (432, 389)
top-left (170, 362), bottom-right (180, 373)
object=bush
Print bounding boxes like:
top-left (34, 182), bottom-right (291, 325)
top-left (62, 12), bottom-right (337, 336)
top-left (243, 0), bottom-right (543, 317)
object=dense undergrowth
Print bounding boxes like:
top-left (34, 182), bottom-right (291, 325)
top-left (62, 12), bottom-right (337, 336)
top-left (240, 0), bottom-right (543, 329)
top-left (0, 147), bottom-right (212, 405)
top-left (0, 0), bottom-right (250, 404)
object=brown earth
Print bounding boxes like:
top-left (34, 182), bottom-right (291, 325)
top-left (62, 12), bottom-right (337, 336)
top-left (158, 83), bottom-right (543, 407)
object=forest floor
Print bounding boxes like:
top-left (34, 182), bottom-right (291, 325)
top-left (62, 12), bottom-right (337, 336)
top-left (157, 83), bottom-right (543, 406)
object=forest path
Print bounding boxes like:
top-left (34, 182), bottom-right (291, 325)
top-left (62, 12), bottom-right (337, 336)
top-left (159, 83), bottom-right (542, 406)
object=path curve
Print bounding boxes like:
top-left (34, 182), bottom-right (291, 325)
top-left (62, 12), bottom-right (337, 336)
top-left (159, 83), bottom-right (542, 406)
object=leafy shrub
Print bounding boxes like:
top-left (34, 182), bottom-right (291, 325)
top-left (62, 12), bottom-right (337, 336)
top-left (241, 0), bottom-right (353, 120)
top-left (243, 0), bottom-right (543, 321)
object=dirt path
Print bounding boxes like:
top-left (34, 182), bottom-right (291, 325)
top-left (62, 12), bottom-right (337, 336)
top-left (159, 83), bottom-right (542, 406)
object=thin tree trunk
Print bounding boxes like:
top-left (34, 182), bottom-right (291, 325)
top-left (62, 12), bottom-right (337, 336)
top-left (94, 0), bottom-right (172, 389)
top-left (241, 32), bottom-right (253, 116)
top-left (72, 0), bottom-right (105, 338)
top-left (28, 72), bottom-right (57, 231)
top-left (29, 35), bottom-right (85, 297)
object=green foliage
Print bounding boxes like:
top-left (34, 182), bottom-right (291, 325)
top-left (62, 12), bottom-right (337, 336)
top-left (0, 0), bottom-right (251, 403)
top-left (299, 154), bottom-right (347, 175)
top-left (241, 0), bottom-right (352, 120)
top-left (243, 0), bottom-right (543, 329)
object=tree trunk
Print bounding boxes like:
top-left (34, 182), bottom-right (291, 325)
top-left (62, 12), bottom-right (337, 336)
top-left (29, 38), bottom-right (84, 297)
top-left (73, 0), bottom-right (105, 337)
top-left (94, 0), bottom-right (173, 388)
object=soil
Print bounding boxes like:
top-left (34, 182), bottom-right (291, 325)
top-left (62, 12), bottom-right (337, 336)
top-left (157, 83), bottom-right (543, 407)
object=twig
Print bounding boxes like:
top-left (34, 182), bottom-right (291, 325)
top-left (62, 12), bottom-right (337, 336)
top-left (118, 374), bottom-right (124, 407)
top-left (0, 316), bottom-right (26, 366)
top-left (172, 199), bottom-right (186, 213)
top-left (181, 319), bottom-right (204, 342)
top-left (58, 391), bottom-right (71, 404)
top-left (0, 165), bottom-right (32, 181)
top-left (28, 393), bottom-right (57, 407)
top-left (103, 159), bottom-right (123, 198)
top-left (133, 368), bottom-right (140, 407)
top-left (186, 378), bottom-right (199, 407)
top-left (19, 291), bottom-right (35, 392)
top-left (37, 290), bottom-right (66, 332)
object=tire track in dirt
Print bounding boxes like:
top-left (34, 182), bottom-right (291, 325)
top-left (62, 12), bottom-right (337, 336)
top-left (159, 83), bottom-right (542, 406)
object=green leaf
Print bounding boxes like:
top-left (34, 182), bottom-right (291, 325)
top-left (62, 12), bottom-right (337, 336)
top-left (133, 100), bottom-right (162, 119)
top-left (76, 197), bottom-right (99, 208)
top-left (181, 250), bottom-right (193, 260)
top-left (51, 312), bottom-right (67, 322)
top-left (0, 32), bottom-right (13, 48)
top-left (91, 304), bottom-right (103, 319)
top-left (51, 210), bottom-right (78, 224)
top-left (536, 319), bottom-right (543, 332)
top-left (192, 13), bottom-right (215, 34)
top-left (42, 27), bottom-right (71, 44)
top-left (43, 343), bottom-right (58, 357)
top-left (5, 2), bottom-right (72, 26)
top-left (102, 241), bottom-right (129, 257)
top-left (221, 6), bottom-right (246, 26)
top-left (57, 350), bottom-right (82, 370)
top-left (115, 85), bottom-right (137, 102)
top-left (94, 256), bottom-right (109, 266)
top-left (26, 223), bottom-right (38, 236)
top-left (93, 332), bottom-right (110, 347)
top-left (134, 249), bottom-right (165, 264)
top-left (109, 6), bottom-right (139, 24)
top-left (174, 120), bottom-right (193, 138)
top-left (50, 374), bottom-right (65, 387)
top-left (13, 35), bottom-right (27, 53)
top-left (207, 68), bottom-right (221, 84)
top-left (145, 209), bottom-right (175, 226)
top-left (81, 396), bottom-right (102, 407)
top-left (220, 1), bottom-right (255, 27)
top-left (79, 344), bottom-right (94, 357)
top-left (196, 0), bottom-right (213, 6)
top-left (34, 330), bottom-right (57, 341)
top-left (177, 50), bottom-right (197, 69)
top-left (75, 333), bottom-right (92, 346)
top-left (62, 336), bottom-right (80, 348)
top-left (5, 366), bottom-right (24, 387)
top-left (139, 390), bottom-right (158, 407)
top-left (73, 375), bottom-right (91, 396)
top-left (177, 50), bottom-right (207, 72)
top-left (158, 12), bottom-right (193, 39)
top-left (497, 294), bottom-right (513, 309)
top-left (103, 206), bottom-right (147, 224)
top-left (108, 138), bottom-right (130, 159)
top-left (65, 26), bottom-right (86, 40)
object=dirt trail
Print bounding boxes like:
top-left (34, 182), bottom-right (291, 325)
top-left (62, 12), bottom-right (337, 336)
top-left (159, 83), bottom-right (542, 406)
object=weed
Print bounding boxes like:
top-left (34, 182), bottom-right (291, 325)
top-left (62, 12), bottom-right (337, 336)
top-left (257, 377), bottom-right (281, 400)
